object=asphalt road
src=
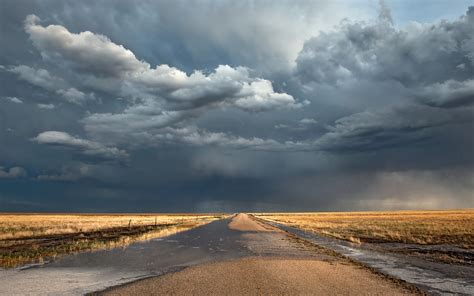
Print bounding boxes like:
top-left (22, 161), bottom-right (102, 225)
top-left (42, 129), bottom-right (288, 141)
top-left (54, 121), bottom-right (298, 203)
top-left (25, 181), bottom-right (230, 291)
top-left (0, 214), bottom-right (419, 295)
top-left (270, 220), bottom-right (474, 295)
top-left (104, 214), bottom-right (415, 295)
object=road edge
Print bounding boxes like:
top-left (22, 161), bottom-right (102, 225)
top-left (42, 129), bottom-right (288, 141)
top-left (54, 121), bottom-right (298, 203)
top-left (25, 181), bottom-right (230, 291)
top-left (250, 214), bottom-right (428, 296)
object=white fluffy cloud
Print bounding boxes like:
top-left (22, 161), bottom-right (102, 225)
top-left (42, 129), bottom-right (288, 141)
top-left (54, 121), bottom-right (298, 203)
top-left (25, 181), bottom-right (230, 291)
top-left (11, 15), bottom-right (307, 152)
top-left (33, 131), bottom-right (129, 162)
top-left (55, 88), bottom-right (89, 105)
top-left (8, 65), bottom-right (64, 91)
top-left (24, 14), bottom-right (146, 76)
top-left (22, 15), bottom-right (300, 113)
top-left (3, 96), bottom-right (23, 104)
top-left (233, 80), bottom-right (303, 112)
top-left (37, 103), bottom-right (55, 109)
top-left (175, 127), bottom-right (291, 150)
top-left (84, 123), bottom-right (303, 151)
top-left (8, 65), bottom-right (91, 105)
top-left (299, 118), bottom-right (318, 124)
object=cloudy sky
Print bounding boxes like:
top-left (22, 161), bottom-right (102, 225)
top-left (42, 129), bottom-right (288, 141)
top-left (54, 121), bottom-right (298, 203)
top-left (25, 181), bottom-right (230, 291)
top-left (1, 0), bottom-right (473, 212)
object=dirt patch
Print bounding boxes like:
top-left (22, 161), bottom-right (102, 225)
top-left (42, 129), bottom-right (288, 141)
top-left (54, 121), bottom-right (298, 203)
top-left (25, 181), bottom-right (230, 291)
top-left (228, 214), bottom-right (275, 232)
top-left (103, 257), bottom-right (419, 295)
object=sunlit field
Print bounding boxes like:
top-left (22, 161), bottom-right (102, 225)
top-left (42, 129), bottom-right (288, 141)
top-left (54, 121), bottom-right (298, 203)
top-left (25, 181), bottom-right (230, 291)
top-left (256, 210), bottom-right (474, 264)
top-left (0, 214), bottom-right (225, 268)
top-left (256, 210), bottom-right (474, 247)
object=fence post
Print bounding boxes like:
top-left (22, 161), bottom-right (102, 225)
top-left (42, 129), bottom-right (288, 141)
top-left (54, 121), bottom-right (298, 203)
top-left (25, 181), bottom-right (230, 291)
top-left (128, 219), bottom-right (131, 230)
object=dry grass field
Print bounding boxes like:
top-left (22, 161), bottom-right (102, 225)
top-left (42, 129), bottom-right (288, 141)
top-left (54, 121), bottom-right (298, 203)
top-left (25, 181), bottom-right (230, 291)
top-left (256, 210), bottom-right (474, 264)
top-left (0, 214), bottom-right (225, 268)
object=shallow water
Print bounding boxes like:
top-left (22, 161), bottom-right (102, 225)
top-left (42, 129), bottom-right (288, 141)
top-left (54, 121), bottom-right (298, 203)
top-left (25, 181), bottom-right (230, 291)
top-left (0, 219), bottom-right (248, 295)
top-left (269, 222), bottom-right (474, 295)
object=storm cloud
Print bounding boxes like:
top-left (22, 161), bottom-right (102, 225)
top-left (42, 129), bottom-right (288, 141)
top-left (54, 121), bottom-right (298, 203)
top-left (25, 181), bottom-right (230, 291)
top-left (0, 166), bottom-right (27, 179)
top-left (0, 0), bottom-right (472, 212)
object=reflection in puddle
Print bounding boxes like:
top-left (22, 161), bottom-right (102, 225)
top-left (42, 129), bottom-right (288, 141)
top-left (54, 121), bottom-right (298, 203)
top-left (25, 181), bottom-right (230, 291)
top-left (0, 219), bottom-right (246, 295)
top-left (18, 261), bottom-right (49, 270)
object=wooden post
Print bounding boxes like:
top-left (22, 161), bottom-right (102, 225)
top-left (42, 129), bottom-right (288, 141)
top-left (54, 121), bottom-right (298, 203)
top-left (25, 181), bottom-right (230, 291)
top-left (155, 217), bottom-right (157, 227)
top-left (128, 219), bottom-right (131, 230)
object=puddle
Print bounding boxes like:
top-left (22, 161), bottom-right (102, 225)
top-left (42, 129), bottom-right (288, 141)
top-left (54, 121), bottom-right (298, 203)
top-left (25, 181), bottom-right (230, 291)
top-left (268, 222), bottom-right (474, 296)
top-left (0, 218), bottom-right (246, 295)
top-left (17, 261), bottom-right (50, 270)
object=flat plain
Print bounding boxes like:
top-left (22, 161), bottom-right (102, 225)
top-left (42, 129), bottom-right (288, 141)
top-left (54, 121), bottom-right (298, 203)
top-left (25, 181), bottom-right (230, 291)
top-left (256, 210), bottom-right (474, 264)
top-left (1, 211), bottom-right (473, 295)
top-left (0, 213), bottom-right (224, 267)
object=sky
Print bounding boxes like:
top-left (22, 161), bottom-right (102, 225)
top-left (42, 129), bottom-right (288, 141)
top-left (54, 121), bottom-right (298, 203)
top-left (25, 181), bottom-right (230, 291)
top-left (0, 0), bottom-right (473, 212)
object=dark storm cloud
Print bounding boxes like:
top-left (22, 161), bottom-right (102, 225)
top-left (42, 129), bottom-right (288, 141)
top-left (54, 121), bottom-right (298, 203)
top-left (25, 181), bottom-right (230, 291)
top-left (272, 168), bottom-right (474, 211)
top-left (14, 14), bottom-right (305, 152)
top-left (313, 105), bottom-right (473, 153)
top-left (0, 1), bottom-right (473, 212)
top-left (19, 0), bottom-right (342, 74)
top-left (294, 6), bottom-right (474, 155)
top-left (416, 79), bottom-right (474, 108)
top-left (296, 7), bottom-right (474, 86)
top-left (0, 165), bottom-right (27, 179)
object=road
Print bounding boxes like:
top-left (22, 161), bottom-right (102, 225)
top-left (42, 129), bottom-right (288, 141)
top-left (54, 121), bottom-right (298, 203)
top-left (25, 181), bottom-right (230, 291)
top-left (1, 214), bottom-right (419, 295)
top-left (269, 220), bottom-right (474, 295)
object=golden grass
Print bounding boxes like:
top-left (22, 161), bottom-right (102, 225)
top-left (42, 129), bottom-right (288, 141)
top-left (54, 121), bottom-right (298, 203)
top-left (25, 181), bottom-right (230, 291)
top-left (0, 213), bottom-right (226, 268)
top-left (256, 210), bottom-right (474, 249)
top-left (0, 214), bottom-right (220, 239)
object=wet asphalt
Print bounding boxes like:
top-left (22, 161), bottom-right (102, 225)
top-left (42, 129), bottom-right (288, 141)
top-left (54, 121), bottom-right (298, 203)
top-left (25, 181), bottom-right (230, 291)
top-left (0, 218), bottom-right (251, 295)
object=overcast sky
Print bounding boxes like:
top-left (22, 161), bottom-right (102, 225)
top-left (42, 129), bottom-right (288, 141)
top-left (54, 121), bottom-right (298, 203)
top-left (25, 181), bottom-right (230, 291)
top-left (0, 0), bottom-right (473, 212)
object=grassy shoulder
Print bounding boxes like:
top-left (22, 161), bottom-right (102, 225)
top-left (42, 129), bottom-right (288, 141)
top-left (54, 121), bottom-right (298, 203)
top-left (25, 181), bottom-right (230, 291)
top-left (0, 214), bottom-right (225, 268)
top-left (255, 210), bottom-right (474, 264)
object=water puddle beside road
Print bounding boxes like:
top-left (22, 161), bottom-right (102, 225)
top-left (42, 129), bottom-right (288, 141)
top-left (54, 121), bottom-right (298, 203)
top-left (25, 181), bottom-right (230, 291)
top-left (0, 218), bottom-right (248, 295)
top-left (267, 221), bottom-right (474, 295)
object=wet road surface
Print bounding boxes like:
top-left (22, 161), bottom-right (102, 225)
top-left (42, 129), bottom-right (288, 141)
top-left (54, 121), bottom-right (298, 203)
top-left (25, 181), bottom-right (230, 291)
top-left (266, 220), bottom-right (474, 295)
top-left (0, 217), bottom-right (250, 295)
top-left (104, 214), bottom-right (414, 295)
top-left (1, 215), bottom-right (331, 295)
